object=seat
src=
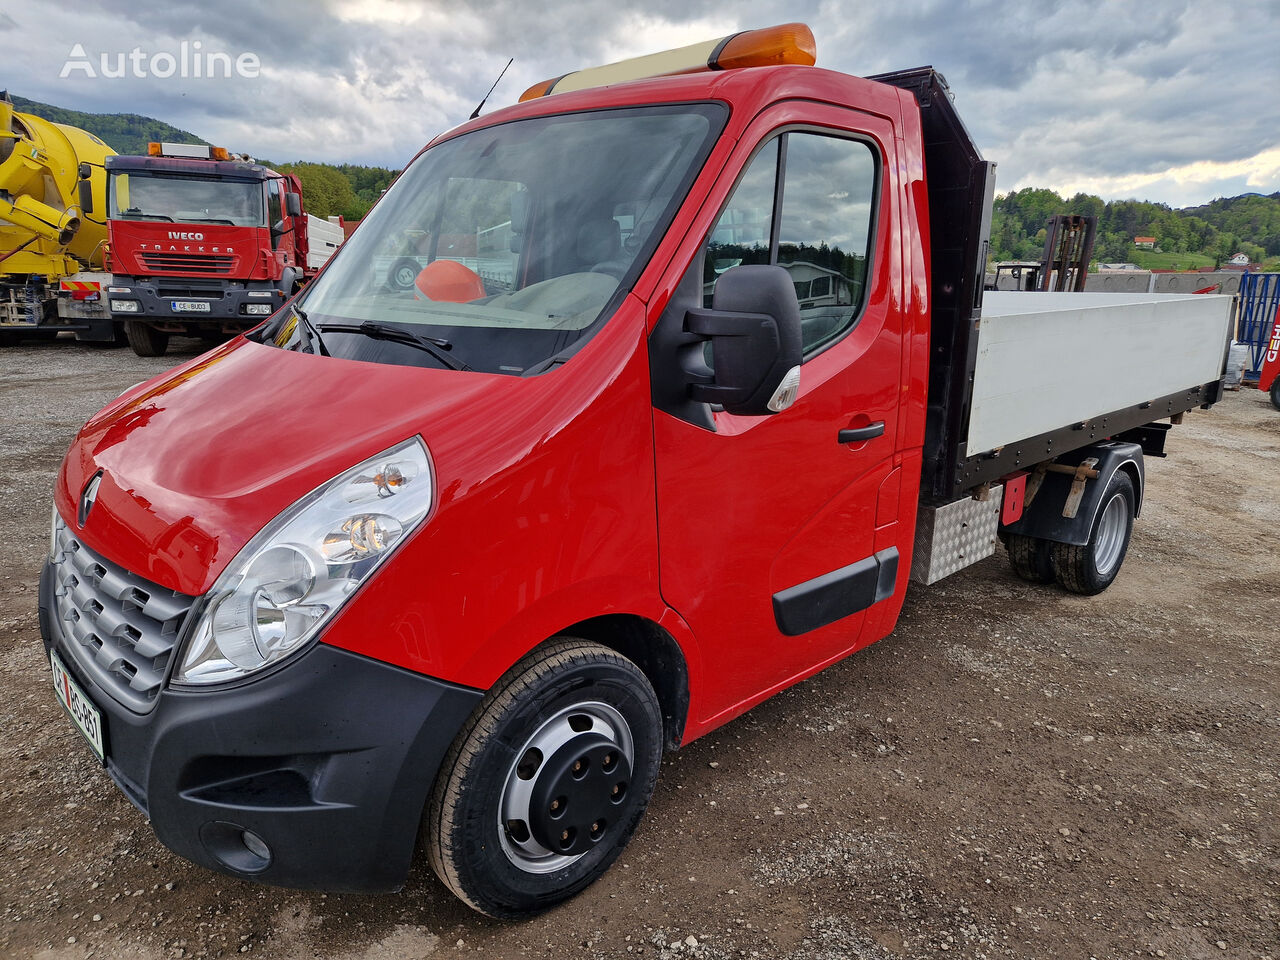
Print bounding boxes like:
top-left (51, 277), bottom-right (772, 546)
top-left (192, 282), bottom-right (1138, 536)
top-left (576, 218), bottom-right (622, 276)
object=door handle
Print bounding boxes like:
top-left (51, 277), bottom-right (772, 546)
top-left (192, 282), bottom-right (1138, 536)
top-left (838, 421), bottom-right (885, 444)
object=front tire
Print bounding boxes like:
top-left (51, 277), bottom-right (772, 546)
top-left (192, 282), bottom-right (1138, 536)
top-left (125, 320), bottom-right (169, 357)
top-left (426, 639), bottom-right (662, 918)
top-left (1050, 472), bottom-right (1135, 595)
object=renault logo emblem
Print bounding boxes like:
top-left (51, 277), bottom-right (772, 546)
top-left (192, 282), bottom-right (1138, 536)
top-left (79, 472), bottom-right (102, 527)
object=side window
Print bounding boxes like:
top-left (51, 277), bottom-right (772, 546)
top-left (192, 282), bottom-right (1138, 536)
top-left (266, 180), bottom-right (284, 248)
top-left (703, 139), bottom-right (778, 307)
top-left (703, 132), bottom-right (877, 356)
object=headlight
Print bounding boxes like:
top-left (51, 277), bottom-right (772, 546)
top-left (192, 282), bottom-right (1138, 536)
top-left (173, 437), bottom-right (434, 685)
top-left (110, 299), bottom-right (140, 312)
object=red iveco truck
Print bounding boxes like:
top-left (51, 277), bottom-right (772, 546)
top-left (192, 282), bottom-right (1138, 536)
top-left (40, 24), bottom-right (1232, 918)
top-left (104, 142), bottom-right (343, 356)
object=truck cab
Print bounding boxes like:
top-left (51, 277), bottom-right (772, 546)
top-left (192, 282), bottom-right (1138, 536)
top-left (40, 24), bottom-right (1231, 920)
top-left (104, 144), bottom-right (331, 356)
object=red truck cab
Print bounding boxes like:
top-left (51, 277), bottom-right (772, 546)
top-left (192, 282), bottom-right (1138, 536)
top-left (39, 25), bottom-right (1229, 918)
top-left (104, 144), bottom-right (316, 355)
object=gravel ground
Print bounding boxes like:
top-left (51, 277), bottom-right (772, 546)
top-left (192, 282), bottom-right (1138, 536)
top-left (1, 339), bottom-right (1277, 960)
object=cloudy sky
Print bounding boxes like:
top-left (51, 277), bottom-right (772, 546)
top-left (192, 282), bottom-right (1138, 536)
top-left (4, 0), bottom-right (1278, 208)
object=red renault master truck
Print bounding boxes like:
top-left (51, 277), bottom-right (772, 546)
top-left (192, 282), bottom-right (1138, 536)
top-left (40, 24), bottom-right (1232, 917)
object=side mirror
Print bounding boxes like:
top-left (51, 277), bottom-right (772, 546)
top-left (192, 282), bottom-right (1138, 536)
top-left (284, 192), bottom-right (302, 218)
top-left (78, 162), bottom-right (93, 180)
top-left (685, 264), bottom-right (802, 416)
top-left (78, 179), bottom-right (94, 215)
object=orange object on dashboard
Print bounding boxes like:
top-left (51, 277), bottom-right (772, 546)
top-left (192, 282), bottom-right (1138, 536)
top-left (414, 260), bottom-right (486, 303)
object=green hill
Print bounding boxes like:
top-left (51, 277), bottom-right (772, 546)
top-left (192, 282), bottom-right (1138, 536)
top-left (8, 93), bottom-right (206, 156)
top-left (991, 187), bottom-right (1280, 267)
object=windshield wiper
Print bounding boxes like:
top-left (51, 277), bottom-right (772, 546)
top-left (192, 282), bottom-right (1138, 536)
top-left (319, 321), bottom-right (470, 371)
top-left (190, 217), bottom-right (236, 225)
top-left (124, 212), bottom-right (175, 222)
top-left (292, 304), bottom-right (329, 357)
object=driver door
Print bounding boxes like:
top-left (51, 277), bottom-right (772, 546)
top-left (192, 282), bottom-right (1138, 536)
top-left (652, 104), bottom-right (905, 727)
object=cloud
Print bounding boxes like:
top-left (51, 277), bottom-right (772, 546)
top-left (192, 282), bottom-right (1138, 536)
top-left (2, 0), bottom-right (1277, 206)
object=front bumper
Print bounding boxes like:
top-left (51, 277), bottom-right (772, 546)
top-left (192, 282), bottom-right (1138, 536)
top-left (109, 279), bottom-right (286, 324)
top-left (38, 561), bottom-right (482, 893)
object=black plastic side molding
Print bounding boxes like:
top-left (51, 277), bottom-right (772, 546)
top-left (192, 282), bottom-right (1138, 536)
top-left (772, 547), bottom-right (899, 637)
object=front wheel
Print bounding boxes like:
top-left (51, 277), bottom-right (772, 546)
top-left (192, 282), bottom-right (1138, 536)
top-left (1050, 472), bottom-right (1135, 595)
top-left (124, 320), bottom-right (169, 357)
top-left (426, 639), bottom-right (663, 918)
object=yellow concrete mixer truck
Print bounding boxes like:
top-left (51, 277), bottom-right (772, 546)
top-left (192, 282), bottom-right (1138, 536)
top-left (1, 91), bottom-right (118, 344)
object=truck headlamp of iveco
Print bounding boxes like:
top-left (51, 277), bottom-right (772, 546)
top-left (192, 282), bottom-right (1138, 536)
top-left (174, 437), bottom-right (434, 685)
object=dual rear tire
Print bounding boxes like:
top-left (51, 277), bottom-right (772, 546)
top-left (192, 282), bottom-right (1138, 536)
top-left (1005, 472), bottom-right (1136, 596)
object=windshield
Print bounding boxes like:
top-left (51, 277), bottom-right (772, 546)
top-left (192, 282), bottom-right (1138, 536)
top-left (265, 103), bottom-right (725, 375)
top-left (108, 172), bottom-right (266, 227)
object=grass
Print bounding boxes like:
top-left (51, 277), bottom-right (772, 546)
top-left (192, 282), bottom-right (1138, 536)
top-left (1127, 248), bottom-right (1217, 271)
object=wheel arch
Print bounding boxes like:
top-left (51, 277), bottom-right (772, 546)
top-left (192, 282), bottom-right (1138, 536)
top-left (1005, 441), bottom-right (1144, 546)
top-left (553, 614), bottom-right (690, 752)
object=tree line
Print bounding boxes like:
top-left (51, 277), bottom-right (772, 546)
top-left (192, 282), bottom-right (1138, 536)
top-left (991, 187), bottom-right (1280, 266)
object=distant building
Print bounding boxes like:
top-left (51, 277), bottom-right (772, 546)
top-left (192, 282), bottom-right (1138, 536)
top-left (1097, 262), bottom-right (1141, 271)
top-left (1134, 237), bottom-right (1156, 249)
top-left (1227, 252), bottom-right (1250, 266)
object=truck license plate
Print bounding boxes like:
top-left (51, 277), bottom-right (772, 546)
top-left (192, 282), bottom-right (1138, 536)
top-left (50, 651), bottom-right (105, 762)
top-left (171, 300), bottom-right (211, 313)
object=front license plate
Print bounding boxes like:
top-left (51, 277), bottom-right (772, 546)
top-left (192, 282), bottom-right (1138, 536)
top-left (50, 652), bottom-right (105, 762)
top-left (171, 300), bottom-right (211, 313)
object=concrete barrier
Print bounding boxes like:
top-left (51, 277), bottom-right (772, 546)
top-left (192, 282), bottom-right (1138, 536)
top-left (1086, 271), bottom-right (1244, 295)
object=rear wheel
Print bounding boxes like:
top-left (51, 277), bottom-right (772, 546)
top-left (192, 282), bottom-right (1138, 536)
top-left (1050, 472), bottom-right (1135, 595)
top-left (125, 320), bottom-right (169, 357)
top-left (1006, 533), bottom-right (1054, 584)
top-left (1270, 378), bottom-right (1280, 412)
top-left (426, 639), bottom-right (662, 918)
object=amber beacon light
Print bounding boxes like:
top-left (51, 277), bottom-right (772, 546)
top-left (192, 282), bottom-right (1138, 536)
top-left (518, 22), bottom-right (817, 102)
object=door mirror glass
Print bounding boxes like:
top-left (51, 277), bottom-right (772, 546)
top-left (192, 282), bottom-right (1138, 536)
top-left (284, 191), bottom-right (302, 218)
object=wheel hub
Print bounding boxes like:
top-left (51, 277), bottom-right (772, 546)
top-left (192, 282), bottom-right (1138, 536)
top-left (498, 700), bottom-right (636, 874)
top-left (527, 734), bottom-right (632, 856)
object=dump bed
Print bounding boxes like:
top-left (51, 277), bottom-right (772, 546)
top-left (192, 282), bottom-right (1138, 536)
top-left (961, 291), bottom-right (1232, 479)
top-left (872, 68), bottom-right (1229, 498)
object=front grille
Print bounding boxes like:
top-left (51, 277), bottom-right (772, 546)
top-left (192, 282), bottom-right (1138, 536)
top-left (51, 519), bottom-right (196, 713)
top-left (139, 252), bottom-right (235, 274)
top-left (156, 287), bottom-right (224, 300)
